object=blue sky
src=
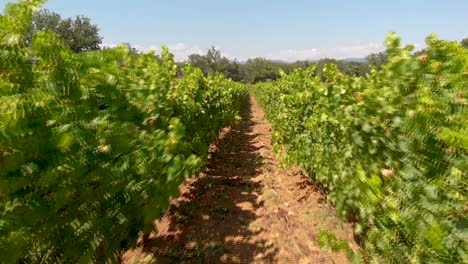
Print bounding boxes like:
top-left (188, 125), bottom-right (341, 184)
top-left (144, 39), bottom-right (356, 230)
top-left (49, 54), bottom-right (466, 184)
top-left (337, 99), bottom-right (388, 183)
top-left (1, 0), bottom-right (467, 61)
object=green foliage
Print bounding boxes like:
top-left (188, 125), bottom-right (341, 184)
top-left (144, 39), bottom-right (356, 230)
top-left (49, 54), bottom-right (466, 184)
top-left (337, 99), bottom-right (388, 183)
top-left (186, 48), bottom-right (370, 83)
top-left (318, 229), bottom-right (363, 263)
top-left (27, 9), bottom-right (102, 52)
top-left (0, 1), bottom-right (244, 263)
top-left (313, 58), bottom-right (370, 79)
top-left (242, 57), bottom-right (282, 83)
top-left (462, 38), bottom-right (468, 48)
top-left (188, 46), bottom-right (242, 81)
top-left (255, 32), bottom-right (467, 263)
top-left (366, 51), bottom-right (387, 69)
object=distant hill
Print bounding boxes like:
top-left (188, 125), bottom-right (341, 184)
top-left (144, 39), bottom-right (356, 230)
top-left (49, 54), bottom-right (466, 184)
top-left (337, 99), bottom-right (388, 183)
top-left (235, 60), bottom-right (292, 64)
top-left (341, 57), bottom-right (367, 62)
top-left (271, 60), bottom-right (290, 64)
top-left (231, 58), bottom-right (368, 64)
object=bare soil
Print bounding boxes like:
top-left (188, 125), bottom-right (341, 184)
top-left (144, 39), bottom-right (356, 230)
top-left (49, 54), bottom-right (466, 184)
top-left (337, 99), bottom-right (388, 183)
top-left (123, 96), bottom-right (355, 264)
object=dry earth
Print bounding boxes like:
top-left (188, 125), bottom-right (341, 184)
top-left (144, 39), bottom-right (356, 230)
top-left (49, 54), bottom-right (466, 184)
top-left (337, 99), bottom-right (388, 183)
top-left (123, 96), bottom-right (356, 264)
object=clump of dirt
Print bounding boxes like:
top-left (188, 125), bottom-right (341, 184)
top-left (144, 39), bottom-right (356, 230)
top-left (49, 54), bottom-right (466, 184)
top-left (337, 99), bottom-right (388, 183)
top-left (122, 96), bottom-right (356, 264)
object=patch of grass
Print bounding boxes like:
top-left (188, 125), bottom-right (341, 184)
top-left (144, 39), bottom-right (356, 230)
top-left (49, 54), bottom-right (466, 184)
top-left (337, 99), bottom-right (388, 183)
top-left (254, 156), bottom-right (265, 166)
top-left (129, 254), bottom-right (155, 264)
top-left (264, 189), bottom-right (280, 203)
top-left (205, 242), bottom-right (229, 255)
top-left (262, 163), bottom-right (272, 172)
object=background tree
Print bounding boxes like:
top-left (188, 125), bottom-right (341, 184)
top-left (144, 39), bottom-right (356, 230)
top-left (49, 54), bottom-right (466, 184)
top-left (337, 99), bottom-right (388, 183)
top-left (28, 10), bottom-right (102, 52)
top-left (122, 42), bottom-right (140, 55)
top-left (311, 58), bottom-right (369, 79)
top-left (366, 51), bottom-right (387, 69)
top-left (243, 58), bottom-right (281, 83)
top-left (287, 60), bottom-right (315, 72)
top-left (188, 53), bottom-right (211, 74)
top-left (461, 37), bottom-right (468, 48)
top-left (188, 46), bottom-right (244, 81)
top-left (187, 48), bottom-right (371, 83)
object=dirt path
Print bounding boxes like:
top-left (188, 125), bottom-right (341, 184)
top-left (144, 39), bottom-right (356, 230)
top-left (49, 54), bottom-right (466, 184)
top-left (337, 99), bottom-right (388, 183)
top-left (123, 96), bottom-right (355, 264)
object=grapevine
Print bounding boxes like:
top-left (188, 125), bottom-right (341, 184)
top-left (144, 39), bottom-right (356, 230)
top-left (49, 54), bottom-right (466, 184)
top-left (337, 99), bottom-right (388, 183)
top-left (0, 1), bottom-right (244, 262)
top-left (255, 33), bottom-right (467, 263)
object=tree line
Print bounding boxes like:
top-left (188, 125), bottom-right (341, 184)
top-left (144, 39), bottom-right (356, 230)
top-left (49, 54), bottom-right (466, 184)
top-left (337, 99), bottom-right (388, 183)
top-left (184, 47), bottom-right (372, 83)
top-left (31, 9), bottom-right (468, 83)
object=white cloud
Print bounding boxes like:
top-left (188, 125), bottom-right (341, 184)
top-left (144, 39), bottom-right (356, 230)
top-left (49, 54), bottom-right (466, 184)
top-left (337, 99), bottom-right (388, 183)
top-left (264, 43), bottom-right (386, 61)
top-left (133, 43), bottom-right (205, 61)
top-left (102, 41), bottom-right (424, 62)
top-left (100, 43), bottom-right (119, 49)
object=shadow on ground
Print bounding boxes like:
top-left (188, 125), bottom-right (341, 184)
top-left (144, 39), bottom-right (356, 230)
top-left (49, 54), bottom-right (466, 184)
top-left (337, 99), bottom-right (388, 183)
top-left (140, 96), bottom-right (278, 263)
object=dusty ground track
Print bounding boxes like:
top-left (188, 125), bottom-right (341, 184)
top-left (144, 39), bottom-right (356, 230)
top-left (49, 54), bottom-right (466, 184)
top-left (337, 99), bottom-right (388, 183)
top-left (123, 96), bottom-right (355, 264)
